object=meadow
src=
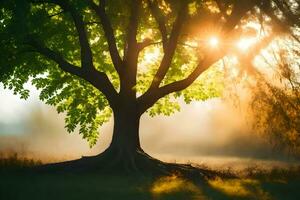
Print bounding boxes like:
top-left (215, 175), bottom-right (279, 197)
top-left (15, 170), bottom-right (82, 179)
top-left (1, 154), bottom-right (300, 200)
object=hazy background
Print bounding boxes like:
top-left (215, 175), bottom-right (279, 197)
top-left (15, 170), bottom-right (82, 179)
top-left (0, 84), bottom-right (298, 169)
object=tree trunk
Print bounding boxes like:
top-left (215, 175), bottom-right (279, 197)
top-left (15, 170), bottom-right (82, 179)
top-left (109, 103), bottom-right (142, 157)
top-left (37, 101), bottom-right (216, 178)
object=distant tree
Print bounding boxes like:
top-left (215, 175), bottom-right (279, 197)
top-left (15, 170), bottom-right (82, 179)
top-left (0, 0), bottom-right (299, 172)
top-left (249, 45), bottom-right (300, 156)
top-left (223, 32), bottom-right (300, 157)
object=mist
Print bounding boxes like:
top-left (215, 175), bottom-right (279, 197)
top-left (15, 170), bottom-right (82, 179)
top-left (1, 88), bottom-right (297, 169)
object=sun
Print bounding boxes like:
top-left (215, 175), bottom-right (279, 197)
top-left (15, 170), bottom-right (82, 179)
top-left (208, 36), bottom-right (219, 48)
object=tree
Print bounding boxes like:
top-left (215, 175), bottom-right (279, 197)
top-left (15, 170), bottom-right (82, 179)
top-left (223, 36), bottom-right (300, 158)
top-left (249, 43), bottom-right (300, 156)
top-left (0, 0), bottom-right (299, 173)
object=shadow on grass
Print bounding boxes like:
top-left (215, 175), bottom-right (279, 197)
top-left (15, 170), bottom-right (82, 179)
top-left (0, 155), bottom-right (300, 200)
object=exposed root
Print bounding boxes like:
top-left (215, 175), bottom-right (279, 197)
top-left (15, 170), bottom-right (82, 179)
top-left (33, 148), bottom-right (219, 179)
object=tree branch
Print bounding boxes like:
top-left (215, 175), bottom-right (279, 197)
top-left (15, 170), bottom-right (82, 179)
top-left (138, 0), bottom-right (262, 114)
top-left (55, 0), bottom-right (94, 70)
top-left (147, 0), bottom-right (168, 51)
top-left (124, 0), bottom-right (140, 60)
top-left (148, 2), bottom-right (188, 90)
top-left (88, 0), bottom-right (123, 75)
top-left (26, 38), bottom-right (118, 107)
top-left (138, 32), bottom-right (275, 114)
top-left (137, 39), bottom-right (162, 51)
top-left (137, 56), bottom-right (219, 114)
top-left (48, 10), bottom-right (64, 18)
top-left (120, 0), bottom-right (142, 98)
top-left (147, 0), bottom-right (248, 96)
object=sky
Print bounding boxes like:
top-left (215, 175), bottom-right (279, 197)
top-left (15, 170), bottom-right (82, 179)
top-left (1, 83), bottom-right (298, 169)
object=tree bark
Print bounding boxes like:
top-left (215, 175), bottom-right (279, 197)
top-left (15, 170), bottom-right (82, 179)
top-left (109, 102), bottom-right (142, 157)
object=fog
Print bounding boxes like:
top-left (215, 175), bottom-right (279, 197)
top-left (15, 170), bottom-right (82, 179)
top-left (1, 86), bottom-right (298, 169)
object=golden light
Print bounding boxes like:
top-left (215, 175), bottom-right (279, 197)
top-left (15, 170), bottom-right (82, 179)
top-left (209, 36), bottom-right (219, 48)
top-left (236, 38), bottom-right (256, 51)
top-left (144, 47), bottom-right (160, 63)
top-left (208, 178), bottom-right (265, 198)
top-left (139, 46), bottom-right (162, 72)
top-left (151, 175), bottom-right (202, 196)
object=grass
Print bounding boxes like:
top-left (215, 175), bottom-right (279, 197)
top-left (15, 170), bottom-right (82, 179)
top-left (1, 154), bottom-right (300, 200)
top-left (0, 153), bottom-right (42, 169)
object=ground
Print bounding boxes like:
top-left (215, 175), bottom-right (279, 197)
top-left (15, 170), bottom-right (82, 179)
top-left (1, 155), bottom-right (300, 200)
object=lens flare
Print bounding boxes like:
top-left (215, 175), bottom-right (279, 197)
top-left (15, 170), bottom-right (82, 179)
top-left (209, 37), bottom-right (219, 48)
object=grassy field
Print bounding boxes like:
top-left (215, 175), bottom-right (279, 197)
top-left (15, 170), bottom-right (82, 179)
top-left (1, 155), bottom-right (300, 200)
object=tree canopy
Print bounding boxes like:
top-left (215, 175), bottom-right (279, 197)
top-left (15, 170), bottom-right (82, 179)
top-left (0, 0), bottom-right (299, 147)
